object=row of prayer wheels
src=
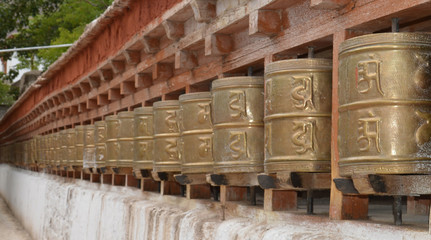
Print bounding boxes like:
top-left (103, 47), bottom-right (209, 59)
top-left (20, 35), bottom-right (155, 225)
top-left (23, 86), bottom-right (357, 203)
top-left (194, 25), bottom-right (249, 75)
top-left (1, 32), bottom-right (431, 178)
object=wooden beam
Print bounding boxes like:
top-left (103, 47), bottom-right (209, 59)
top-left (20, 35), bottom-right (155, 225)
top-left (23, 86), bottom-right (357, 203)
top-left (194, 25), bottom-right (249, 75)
top-left (52, 96), bottom-right (60, 106)
top-left (71, 87), bottom-right (82, 98)
top-left (47, 99), bottom-right (54, 108)
top-left (249, 9), bottom-right (282, 37)
top-left (62, 108), bottom-right (70, 117)
top-left (63, 91), bottom-right (73, 101)
top-left (152, 63), bottom-right (173, 81)
top-left (78, 103), bottom-right (87, 113)
top-left (205, 34), bottom-right (233, 56)
top-left (175, 50), bottom-right (197, 70)
top-left (120, 81), bottom-right (135, 95)
top-left (79, 82), bottom-right (91, 94)
top-left (70, 105), bottom-right (78, 115)
top-left (162, 20), bottom-right (184, 40)
top-left (310, 0), bottom-right (351, 9)
top-left (141, 36), bottom-right (159, 54)
top-left (87, 99), bottom-right (97, 110)
top-left (135, 73), bottom-right (152, 89)
top-left (264, 189), bottom-right (297, 211)
top-left (88, 77), bottom-right (100, 88)
top-left (98, 69), bottom-right (114, 82)
top-left (123, 50), bottom-right (141, 65)
top-left (97, 94), bottom-right (109, 106)
top-left (190, 0), bottom-right (216, 23)
top-left (109, 60), bottom-right (126, 74)
top-left (108, 88), bottom-right (121, 101)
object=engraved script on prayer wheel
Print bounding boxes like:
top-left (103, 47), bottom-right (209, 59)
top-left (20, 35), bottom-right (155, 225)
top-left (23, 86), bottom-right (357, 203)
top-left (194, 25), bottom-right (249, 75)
top-left (133, 107), bottom-right (154, 175)
top-left (118, 111), bottom-right (134, 167)
top-left (66, 128), bottom-right (76, 168)
top-left (106, 115), bottom-right (120, 168)
top-left (264, 59), bottom-right (332, 173)
top-left (179, 92), bottom-right (213, 174)
top-left (95, 121), bottom-right (107, 168)
top-left (338, 33), bottom-right (431, 176)
top-left (75, 126), bottom-right (85, 167)
top-left (83, 125), bottom-right (96, 169)
top-left (211, 77), bottom-right (264, 173)
top-left (153, 100), bottom-right (181, 173)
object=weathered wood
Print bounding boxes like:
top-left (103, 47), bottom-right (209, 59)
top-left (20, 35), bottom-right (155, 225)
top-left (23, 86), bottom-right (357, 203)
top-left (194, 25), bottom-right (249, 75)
top-left (152, 63), bottom-right (173, 81)
top-left (174, 173), bottom-right (207, 185)
top-left (205, 34), bottom-right (233, 56)
top-left (175, 50), bottom-right (197, 70)
top-left (162, 20), bottom-right (184, 40)
top-left (123, 50), bottom-right (141, 65)
top-left (135, 73), bottom-right (152, 89)
top-left (108, 88), bottom-right (121, 101)
top-left (310, 0), bottom-right (351, 10)
top-left (98, 69), bottom-right (114, 82)
top-left (126, 174), bottom-right (139, 187)
top-left (186, 184), bottom-right (212, 199)
top-left (249, 9), bottom-right (282, 36)
top-left (120, 81), bottom-right (135, 95)
top-left (264, 189), bottom-right (297, 211)
top-left (87, 99), bottom-right (97, 110)
top-left (207, 173), bottom-right (259, 187)
top-left (78, 102), bottom-right (87, 113)
top-left (141, 178), bottom-right (160, 192)
top-left (79, 82), bottom-right (91, 94)
top-left (71, 87), bottom-right (82, 98)
top-left (113, 174), bottom-right (126, 186)
top-left (220, 186), bottom-right (247, 205)
top-left (190, 0), bottom-right (216, 23)
top-left (90, 173), bottom-right (101, 183)
top-left (97, 94), bottom-right (109, 106)
top-left (110, 60), bottom-right (126, 74)
top-left (160, 180), bottom-right (182, 195)
top-left (258, 172), bottom-right (331, 190)
top-left (63, 91), bottom-right (73, 101)
top-left (88, 77), bottom-right (100, 88)
top-left (141, 36), bottom-right (160, 54)
top-left (101, 173), bottom-right (112, 184)
top-left (407, 196), bottom-right (431, 215)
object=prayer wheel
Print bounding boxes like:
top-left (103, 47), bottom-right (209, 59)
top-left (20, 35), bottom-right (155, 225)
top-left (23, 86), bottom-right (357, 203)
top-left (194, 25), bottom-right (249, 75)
top-left (66, 128), bottom-right (76, 168)
top-left (106, 115), bottom-right (119, 168)
top-left (133, 107), bottom-right (154, 175)
top-left (153, 100), bottom-right (181, 173)
top-left (47, 134), bottom-right (54, 167)
top-left (179, 92), bottom-right (213, 174)
top-left (118, 111), bottom-right (134, 168)
top-left (75, 125), bottom-right (85, 167)
top-left (56, 131), bottom-right (64, 167)
top-left (338, 33), bottom-right (431, 176)
top-left (83, 125), bottom-right (96, 169)
top-left (95, 121), bottom-right (107, 169)
top-left (35, 136), bottom-right (42, 166)
top-left (264, 59), bottom-right (332, 173)
top-left (211, 77), bottom-right (264, 173)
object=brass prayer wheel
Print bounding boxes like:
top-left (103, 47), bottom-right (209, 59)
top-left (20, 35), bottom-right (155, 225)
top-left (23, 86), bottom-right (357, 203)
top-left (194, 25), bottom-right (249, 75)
top-left (106, 115), bottom-right (119, 168)
top-left (153, 100), bottom-right (181, 173)
top-left (66, 128), bottom-right (76, 168)
top-left (95, 120), bottom-right (107, 168)
top-left (133, 107), bottom-right (154, 174)
top-left (211, 77), bottom-right (265, 173)
top-left (83, 125), bottom-right (96, 169)
top-left (338, 33), bottom-right (431, 176)
top-left (56, 131), bottom-right (64, 167)
top-left (118, 111), bottom-right (134, 168)
top-left (47, 134), bottom-right (54, 167)
top-left (264, 59), bottom-right (332, 173)
top-left (75, 125), bottom-right (85, 167)
top-left (179, 92), bottom-right (213, 174)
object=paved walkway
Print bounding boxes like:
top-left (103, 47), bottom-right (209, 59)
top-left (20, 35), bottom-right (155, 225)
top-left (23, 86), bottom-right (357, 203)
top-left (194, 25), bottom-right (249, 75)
top-left (0, 196), bottom-right (32, 240)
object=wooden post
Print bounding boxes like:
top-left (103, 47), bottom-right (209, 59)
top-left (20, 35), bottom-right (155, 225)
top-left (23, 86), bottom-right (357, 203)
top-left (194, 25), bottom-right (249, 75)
top-left (113, 174), bottom-right (126, 186)
top-left (160, 181), bottom-right (181, 195)
top-left (102, 174), bottom-right (112, 184)
top-left (264, 189), bottom-right (297, 211)
top-left (220, 186), bottom-right (247, 205)
top-left (186, 184), bottom-right (212, 199)
top-left (141, 178), bottom-right (160, 192)
top-left (329, 29), bottom-right (369, 220)
top-left (90, 173), bottom-right (101, 183)
top-left (126, 174), bottom-right (139, 187)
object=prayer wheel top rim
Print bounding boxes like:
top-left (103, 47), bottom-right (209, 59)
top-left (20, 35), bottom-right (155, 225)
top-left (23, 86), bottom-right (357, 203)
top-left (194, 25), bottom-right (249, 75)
top-left (134, 107), bottom-right (153, 114)
top-left (94, 120), bottom-right (106, 126)
top-left (179, 92), bottom-right (211, 102)
top-left (66, 128), bottom-right (75, 133)
top-left (339, 32), bottom-right (431, 54)
top-left (117, 111), bottom-right (134, 118)
top-left (105, 115), bottom-right (118, 121)
top-left (211, 76), bottom-right (264, 90)
top-left (85, 124), bottom-right (95, 130)
top-left (264, 58), bottom-right (332, 75)
top-left (153, 100), bottom-right (180, 108)
top-left (75, 125), bottom-right (85, 130)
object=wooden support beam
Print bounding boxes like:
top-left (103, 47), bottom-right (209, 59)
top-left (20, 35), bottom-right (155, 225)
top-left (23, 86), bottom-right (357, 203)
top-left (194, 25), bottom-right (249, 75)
top-left (108, 88), bottom-right (121, 101)
top-left (190, 0), bottom-right (216, 23)
top-left (135, 73), bottom-right (152, 89)
top-left (88, 77), bottom-right (100, 88)
top-left (78, 102), bottom-right (87, 113)
top-left (97, 94), bottom-right (109, 106)
top-left (160, 181), bottom-right (182, 195)
top-left (162, 20), bottom-right (184, 40)
top-left (71, 87), bottom-right (82, 98)
top-left (79, 82), bottom-right (91, 94)
top-left (123, 50), bottom-right (141, 65)
top-left (249, 9), bottom-right (282, 37)
top-left (220, 186), bottom-right (247, 205)
top-left (53, 96), bottom-right (60, 106)
top-left (120, 81), bottom-right (135, 95)
top-left (141, 36), bottom-right (159, 54)
top-left (70, 105), bottom-right (78, 115)
top-left (264, 189), bottom-right (297, 211)
top-left (186, 184), bottom-right (212, 199)
top-left (57, 94), bottom-right (66, 103)
top-left (110, 60), bottom-right (126, 74)
top-left (310, 0), bottom-right (351, 9)
top-left (152, 63), bottom-right (173, 81)
top-left (62, 108), bottom-right (70, 117)
top-left (87, 99), bottom-right (97, 110)
top-left (47, 99), bottom-right (54, 108)
top-left (98, 69), bottom-right (114, 81)
top-left (205, 34), bottom-right (233, 56)
top-left (63, 91), bottom-right (73, 101)
top-left (175, 50), bottom-right (197, 70)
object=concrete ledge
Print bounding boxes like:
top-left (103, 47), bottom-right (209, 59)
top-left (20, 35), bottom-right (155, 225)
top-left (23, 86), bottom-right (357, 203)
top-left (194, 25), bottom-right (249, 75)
top-left (0, 164), bottom-right (429, 240)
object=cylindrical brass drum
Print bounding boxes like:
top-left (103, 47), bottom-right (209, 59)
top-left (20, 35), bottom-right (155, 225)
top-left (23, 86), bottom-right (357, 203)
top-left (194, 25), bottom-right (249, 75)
top-left (211, 77), bottom-right (265, 173)
top-left (338, 33), bottom-right (431, 176)
top-left (106, 115), bottom-right (119, 168)
top-left (83, 125), bottom-right (96, 169)
top-left (264, 59), bottom-right (332, 173)
top-left (95, 121), bottom-right (107, 169)
top-left (153, 100), bottom-right (181, 173)
top-left (75, 125), bottom-right (85, 167)
top-left (179, 92), bottom-right (213, 174)
top-left (35, 136), bottom-right (42, 166)
top-left (47, 134), bottom-right (54, 167)
top-left (66, 128), bottom-right (76, 168)
top-left (133, 107), bottom-right (154, 175)
top-left (56, 131), bottom-right (64, 168)
top-left (118, 111), bottom-right (134, 168)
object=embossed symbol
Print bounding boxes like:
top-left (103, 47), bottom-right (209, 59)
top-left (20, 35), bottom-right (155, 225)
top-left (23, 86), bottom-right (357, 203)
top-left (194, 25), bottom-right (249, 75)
top-left (197, 103), bottom-right (211, 124)
top-left (265, 80), bottom-right (273, 112)
top-left (139, 142), bottom-right (149, 159)
top-left (291, 75), bottom-right (314, 110)
top-left (415, 110), bottom-right (431, 145)
top-left (165, 138), bottom-right (178, 160)
top-left (165, 110), bottom-right (178, 132)
top-left (229, 131), bottom-right (247, 160)
top-left (292, 120), bottom-right (315, 154)
top-left (138, 117), bottom-right (151, 135)
top-left (414, 53), bottom-right (431, 89)
top-left (113, 142), bottom-right (120, 159)
top-left (229, 90), bottom-right (246, 119)
top-left (356, 56), bottom-right (384, 95)
top-left (198, 136), bottom-right (212, 158)
top-left (357, 111), bottom-right (381, 152)
top-left (96, 146), bottom-right (106, 161)
top-left (265, 123), bottom-right (272, 156)
top-left (97, 129), bottom-right (105, 142)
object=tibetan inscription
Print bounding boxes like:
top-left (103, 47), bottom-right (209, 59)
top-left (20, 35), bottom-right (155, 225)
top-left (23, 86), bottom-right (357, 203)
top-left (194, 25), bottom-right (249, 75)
top-left (357, 111), bottom-right (381, 152)
top-left (292, 120), bottom-right (315, 154)
top-left (356, 57), bottom-right (384, 95)
top-left (229, 90), bottom-right (246, 119)
top-left (291, 75), bottom-right (314, 110)
top-left (229, 131), bottom-right (247, 160)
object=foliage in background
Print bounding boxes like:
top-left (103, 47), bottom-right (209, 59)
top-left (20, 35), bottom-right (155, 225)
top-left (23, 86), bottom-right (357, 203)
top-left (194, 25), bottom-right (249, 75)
top-left (0, 70), bottom-right (19, 105)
